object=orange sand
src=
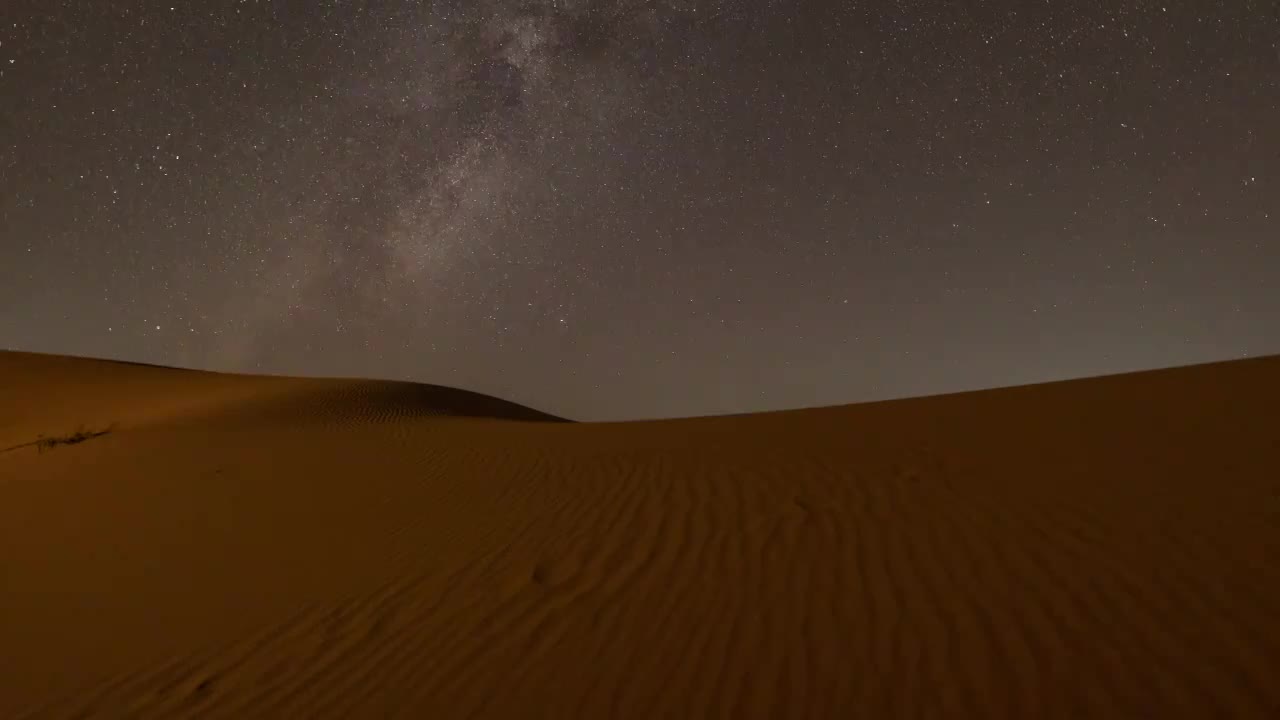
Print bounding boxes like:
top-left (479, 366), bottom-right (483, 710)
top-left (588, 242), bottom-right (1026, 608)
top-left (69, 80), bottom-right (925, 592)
top-left (2, 350), bottom-right (1278, 717)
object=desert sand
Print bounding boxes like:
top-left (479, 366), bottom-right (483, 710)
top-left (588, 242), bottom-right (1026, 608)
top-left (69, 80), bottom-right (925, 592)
top-left (1, 349), bottom-right (1278, 718)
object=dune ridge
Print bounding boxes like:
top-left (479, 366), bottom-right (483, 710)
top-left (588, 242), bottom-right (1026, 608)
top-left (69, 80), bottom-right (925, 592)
top-left (2, 350), bottom-right (1278, 718)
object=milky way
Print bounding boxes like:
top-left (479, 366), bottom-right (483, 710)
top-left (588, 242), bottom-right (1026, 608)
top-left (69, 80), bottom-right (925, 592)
top-left (211, 1), bottom-right (699, 370)
top-left (3, 1), bottom-right (1278, 419)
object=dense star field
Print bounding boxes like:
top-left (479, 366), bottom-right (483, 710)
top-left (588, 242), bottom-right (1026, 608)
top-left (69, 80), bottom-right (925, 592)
top-left (2, 0), bottom-right (1277, 420)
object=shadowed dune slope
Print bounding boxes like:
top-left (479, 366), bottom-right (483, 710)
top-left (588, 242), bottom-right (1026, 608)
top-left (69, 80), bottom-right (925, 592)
top-left (2, 350), bottom-right (1279, 718)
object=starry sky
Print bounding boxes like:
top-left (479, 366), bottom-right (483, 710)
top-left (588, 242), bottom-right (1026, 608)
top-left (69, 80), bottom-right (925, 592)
top-left (2, 0), bottom-right (1277, 421)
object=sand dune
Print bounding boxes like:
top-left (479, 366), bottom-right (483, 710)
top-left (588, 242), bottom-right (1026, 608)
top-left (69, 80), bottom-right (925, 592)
top-left (2, 350), bottom-right (1278, 718)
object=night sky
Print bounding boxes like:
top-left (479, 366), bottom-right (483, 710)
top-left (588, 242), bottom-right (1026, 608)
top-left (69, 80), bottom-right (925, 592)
top-left (2, 1), bottom-right (1277, 421)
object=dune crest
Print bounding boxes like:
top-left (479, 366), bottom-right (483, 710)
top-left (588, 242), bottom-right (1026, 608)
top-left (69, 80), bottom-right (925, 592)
top-left (2, 351), bottom-right (1278, 718)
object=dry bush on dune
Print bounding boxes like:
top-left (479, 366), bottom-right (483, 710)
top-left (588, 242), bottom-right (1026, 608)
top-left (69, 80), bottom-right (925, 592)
top-left (36, 426), bottom-right (113, 453)
top-left (1, 425), bottom-right (113, 455)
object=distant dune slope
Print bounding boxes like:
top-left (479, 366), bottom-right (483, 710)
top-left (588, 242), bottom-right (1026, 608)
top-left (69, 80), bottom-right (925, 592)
top-left (2, 351), bottom-right (1278, 718)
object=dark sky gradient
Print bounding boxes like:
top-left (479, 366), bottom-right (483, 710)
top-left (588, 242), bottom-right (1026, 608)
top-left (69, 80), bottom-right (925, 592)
top-left (3, 1), bottom-right (1278, 420)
